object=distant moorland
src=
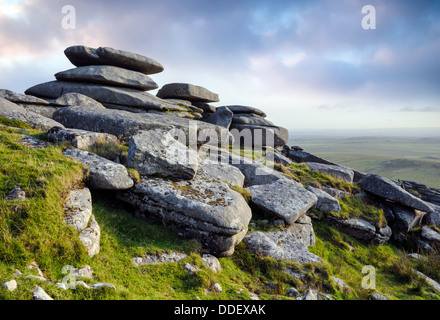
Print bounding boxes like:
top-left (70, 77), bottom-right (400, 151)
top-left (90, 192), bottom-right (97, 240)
top-left (289, 133), bottom-right (440, 189)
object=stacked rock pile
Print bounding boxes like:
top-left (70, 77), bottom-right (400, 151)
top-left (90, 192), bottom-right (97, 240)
top-left (25, 45), bottom-right (193, 116)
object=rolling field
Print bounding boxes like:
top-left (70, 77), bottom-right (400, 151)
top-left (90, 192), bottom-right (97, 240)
top-left (290, 135), bottom-right (440, 189)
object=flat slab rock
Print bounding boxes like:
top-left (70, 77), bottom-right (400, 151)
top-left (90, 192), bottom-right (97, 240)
top-left (156, 83), bottom-right (219, 103)
top-left (52, 105), bottom-right (233, 146)
top-left (64, 45), bottom-right (164, 75)
top-left (55, 65), bottom-right (158, 91)
top-left (197, 158), bottom-right (245, 188)
top-left (25, 81), bottom-right (183, 112)
top-left (0, 89), bottom-right (49, 105)
top-left (360, 174), bottom-right (434, 213)
top-left (118, 176), bottom-right (252, 257)
top-left (48, 126), bottom-right (118, 149)
top-left (223, 105), bottom-right (267, 118)
top-left (247, 179), bottom-right (318, 225)
top-left (63, 148), bottom-right (133, 190)
top-left (64, 188), bottom-right (93, 231)
top-left (244, 230), bottom-right (321, 264)
top-left (232, 113), bottom-right (274, 126)
top-left (306, 186), bottom-right (341, 213)
top-left (132, 252), bottom-right (188, 267)
top-left (54, 92), bottom-right (106, 108)
top-left (0, 97), bottom-right (64, 131)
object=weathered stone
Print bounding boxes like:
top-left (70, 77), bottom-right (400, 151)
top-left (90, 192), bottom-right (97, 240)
top-left (421, 226), bottom-right (440, 242)
top-left (53, 106), bottom-right (233, 146)
top-left (132, 252), bottom-right (187, 267)
top-left (333, 277), bottom-right (351, 293)
top-left (306, 186), bottom-right (341, 213)
top-left (197, 158), bottom-right (245, 188)
top-left (0, 97), bottom-right (64, 130)
top-left (27, 261), bottom-right (44, 277)
top-left (73, 265), bottom-right (93, 279)
top-left (126, 129), bottom-right (199, 180)
top-left (2, 280), bottom-right (17, 292)
top-left (400, 180), bottom-right (440, 207)
top-left (306, 162), bottom-right (354, 183)
top-left (385, 202), bottom-right (425, 233)
top-left (64, 188), bottom-right (93, 231)
top-left (79, 214), bottom-right (101, 257)
top-left (25, 81), bottom-right (183, 111)
top-left (5, 186), bottom-right (26, 201)
top-left (285, 149), bottom-right (336, 165)
top-left (157, 83), bottom-right (219, 103)
top-left (33, 286), bottom-right (53, 300)
top-left (18, 135), bottom-right (51, 149)
top-left (202, 106), bottom-right (233, 129)
top-left (360, 174), bottom-right (434, 213)
top-left (192, 101), bottom-right (217, 113)
top-left (302, 289), bottom-right (319, 300)
top-left (55, 65), bottom-right (158, 91)
top-left (369, 293), bottom-right (388, 300)
top-left (325, 216), bottom-right (376, 241)
top-left (54, 92), bottom-right (106, 109)
top-left (201, 254), bottom-right (222, 273)
top-left (264, 151), bottom-right (292, 166)
top-left (232, 113), bottom-right (274, 126)
top-left (63, 148), bottom-right (133, 190)
top-left (229, 123), bottom-right (289, 147)
top-left (184, 263), bottom-right (201, 275)
top-left (223, 105), bottom-right (267, 118)
top-left (118, 176), bottom-right (252, 257)
top-left (322, 186), bottom-right (351, 199)
top-left (287, 215), bottom-right (316, 247)
top-left (64, 45), bottom-right (164, 75)
top-left (247, 179), bottom-right (318, 225)
top-left (90, 283), bottom-right (116, 290)
top-left (244, 230), bottom-right (321, 264)
top-left (0, 89), bottom-right (49, 105)
top-left (48, 126), bottom-right (118, 149)
top-left (21, 105), bottom-right (60, 119)
top-left (285, 287), bottom-right (301, 298)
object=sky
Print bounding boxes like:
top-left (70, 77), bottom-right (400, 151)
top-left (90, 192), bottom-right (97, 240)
top-left (1, 0), bottom-right (440, 133)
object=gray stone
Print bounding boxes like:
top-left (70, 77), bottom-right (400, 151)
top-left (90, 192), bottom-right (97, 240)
top-left (244, 230), bottom-right (321, 264)
top-left (264, 151), bottom-right (292, 166)
top-left (369, 293), bottom-right (388, 300)
top-left (247, 179), bottom-right (318, 225)
top-left (385, 202), bottom-right (424, 233)
top-left (21, 105), bottom-right (60, 119)
top-left (18, 135), bottom-right (51, 149)
top-left (325, 216), bottom-right (377, 241)
top-left (232, 113), bottom-right (274, 126)
top-left (413, 270), bottom-right (440, 293)
top-left (79, 214), bottom-right (101, 257)
top-left (285, 149), bottom-right (336, 165)
top-left (157, 83), bottom-right (219, 103)
top-left (0, 97), bottom-right (64, 130)
top-left (132, 252), bottom-right (188, 267)
top-left (64, 45), bottom-right (164, 75)
top-left (287, 215), bottom-right (316, 247)
top-left (27, 261), bottom-right (44, 277)
top-left (55, 65), bottom-right (158, 91)
top-left (90, 283), bottom-right (116, 290)
top-left (25, 275), bottom-right (47, 282)
top-left (285, 287), bottom-right (301, 298)
top-left (25, 81), bottom-right (183, 111)
top-left (5, 186), bottom-right (26, 201)
top-left (2, 280), bottom-right (17, 292)
top-left (223, 105), bottom-right (267, 118)
top-left (421, 226), bottom-right (440, 242)
top-left (332, 276), bottom-right (351, 293)
top-left (32, 286), bottom-right (53, 300)
top-left (360, 174), bottom-right (434, 213)
top-left (64, 188), bottom-right (93, 231)
top-left (306, 186), bottom-right (341, 213)
top-left (306, 162), bottom-right (354, 183)
top-left (202, 106), bottom-right (233, 129)
top-left (48, 126), bottom-right (118, 149)
top-left (201, 254), bottom-right (222, 273)
top-left (63, 148), bottom-right (134, 190)
top-left (126, 129), bottom-right (199, 180)
top-left (54, 92), bottom-right (106, 109)
top-left (0, 89), bottom-right (49, 105)
top-left (73, 265), bottom-right (93, 279)
top-left (184, 263), bottom-right (201, 275)
top-left (302, 289), bottom-right (319, 300)
top-left (229, 123), bottom-right (289, 147)
top-left (118, 176), bottom-right (252, 257)
top-left (192, 101), bottom-right (217, 113)
top-left (52, 106), bottom-right (233, 146)
top-left (322, 186), bottom-right (350, 199)
top-left (197, 158), bottom-right (245, 188)
top-left (227, 153), bottom-right (288, 187)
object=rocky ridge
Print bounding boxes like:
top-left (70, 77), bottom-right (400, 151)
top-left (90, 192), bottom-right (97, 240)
top-left (1, 45), bottom-right (440, 300)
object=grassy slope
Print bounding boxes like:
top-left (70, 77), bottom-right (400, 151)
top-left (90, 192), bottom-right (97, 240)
top-left (0, 120), bottom-right (439, 300)
top-left (292, 136), bottom-right (440, 188)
